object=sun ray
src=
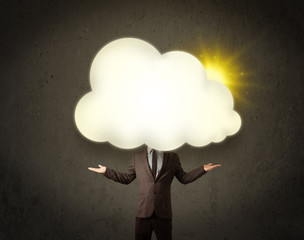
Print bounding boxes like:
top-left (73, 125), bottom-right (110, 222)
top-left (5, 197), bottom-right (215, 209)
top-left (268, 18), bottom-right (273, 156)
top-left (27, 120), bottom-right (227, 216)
top-left (195, 44), bottom-right (253, 106)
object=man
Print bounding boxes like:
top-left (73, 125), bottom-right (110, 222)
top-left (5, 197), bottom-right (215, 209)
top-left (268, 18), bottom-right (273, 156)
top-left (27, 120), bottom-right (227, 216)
top-left (88, 146), bottom-right (221, 240)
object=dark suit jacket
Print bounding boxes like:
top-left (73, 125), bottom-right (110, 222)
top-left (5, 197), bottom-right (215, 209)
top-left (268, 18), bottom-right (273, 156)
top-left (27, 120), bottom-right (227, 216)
top-left (103, 148), bottom-right (207, 219)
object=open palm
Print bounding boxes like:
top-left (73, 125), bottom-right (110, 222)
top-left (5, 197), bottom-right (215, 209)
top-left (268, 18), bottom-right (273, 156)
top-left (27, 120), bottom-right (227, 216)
top-left (204, 163), bottom-right (221, 171)
top-left (88, 164), bottom-right (107, 174)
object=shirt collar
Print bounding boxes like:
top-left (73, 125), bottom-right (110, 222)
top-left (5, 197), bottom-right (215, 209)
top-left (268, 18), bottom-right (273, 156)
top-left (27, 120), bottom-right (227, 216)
top-left (147, 146), bottom-right (153, 154)
top-left (147, 146), bottom-right (162, 154)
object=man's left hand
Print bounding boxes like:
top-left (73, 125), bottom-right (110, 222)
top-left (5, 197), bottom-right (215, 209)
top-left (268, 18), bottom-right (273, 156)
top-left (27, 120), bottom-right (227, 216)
top-left (204, 163), bottom-right (222, 171)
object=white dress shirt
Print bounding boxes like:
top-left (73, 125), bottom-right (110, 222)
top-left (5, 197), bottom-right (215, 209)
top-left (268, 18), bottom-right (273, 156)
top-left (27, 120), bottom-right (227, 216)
top-left (147, 146), bottom-right (163, 178)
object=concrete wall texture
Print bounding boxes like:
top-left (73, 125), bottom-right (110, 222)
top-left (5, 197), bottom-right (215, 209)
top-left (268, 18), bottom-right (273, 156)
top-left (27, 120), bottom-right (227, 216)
top-left (1, 0), bottom-right (303, 239)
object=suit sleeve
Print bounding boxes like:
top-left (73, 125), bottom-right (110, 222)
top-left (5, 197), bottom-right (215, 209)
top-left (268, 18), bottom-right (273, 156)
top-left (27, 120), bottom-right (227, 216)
top-left (102, 155), bottom-right (136, 185)
top-left (174, 153), bottom-right (207, 184)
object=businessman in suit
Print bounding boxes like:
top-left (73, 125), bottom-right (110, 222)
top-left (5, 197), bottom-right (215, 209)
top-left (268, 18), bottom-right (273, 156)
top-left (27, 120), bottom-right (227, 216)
top-left (88, 146), bottom-right (221, 240)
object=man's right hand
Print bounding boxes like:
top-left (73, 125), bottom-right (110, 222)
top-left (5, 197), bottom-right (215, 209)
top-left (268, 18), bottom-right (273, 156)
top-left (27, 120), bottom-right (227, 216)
top-left (88, 164), bottom-right (107, 174)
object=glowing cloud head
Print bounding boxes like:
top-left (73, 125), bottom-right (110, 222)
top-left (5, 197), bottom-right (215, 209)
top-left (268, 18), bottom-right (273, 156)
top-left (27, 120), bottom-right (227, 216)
top-left (74, 38), bottom-right (241, 151)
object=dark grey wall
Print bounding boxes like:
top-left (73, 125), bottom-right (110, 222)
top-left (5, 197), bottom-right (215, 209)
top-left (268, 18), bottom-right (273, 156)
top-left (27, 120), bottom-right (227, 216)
top-left (1, 0), bottom-right (303, 239)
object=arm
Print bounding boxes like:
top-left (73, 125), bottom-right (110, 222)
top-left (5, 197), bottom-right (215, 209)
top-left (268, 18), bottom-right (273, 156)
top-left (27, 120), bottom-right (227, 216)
top-left (88, 155), bottom-right (136, 185)
top-left (174, 153), bottom-right (207, 184)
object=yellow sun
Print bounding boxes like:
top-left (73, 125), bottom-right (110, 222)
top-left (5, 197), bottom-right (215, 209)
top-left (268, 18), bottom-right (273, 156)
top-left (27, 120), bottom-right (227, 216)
top-left (197, 46), bottom-right (250, 105)
top-left (205, 67), bottom-right (228, 85)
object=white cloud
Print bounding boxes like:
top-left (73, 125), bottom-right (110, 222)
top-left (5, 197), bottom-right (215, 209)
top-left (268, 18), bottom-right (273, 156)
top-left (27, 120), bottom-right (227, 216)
top-left (74, 38), bottom-right (241, 151)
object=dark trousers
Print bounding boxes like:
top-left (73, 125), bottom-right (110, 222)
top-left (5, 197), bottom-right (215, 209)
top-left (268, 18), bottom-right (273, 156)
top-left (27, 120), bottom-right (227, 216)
top-left (135, 210), bottom-right (172, 240)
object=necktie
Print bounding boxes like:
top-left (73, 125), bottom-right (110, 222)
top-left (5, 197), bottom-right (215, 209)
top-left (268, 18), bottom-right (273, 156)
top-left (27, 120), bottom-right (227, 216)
top-left (152, 150), bottom-right (157, 179)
